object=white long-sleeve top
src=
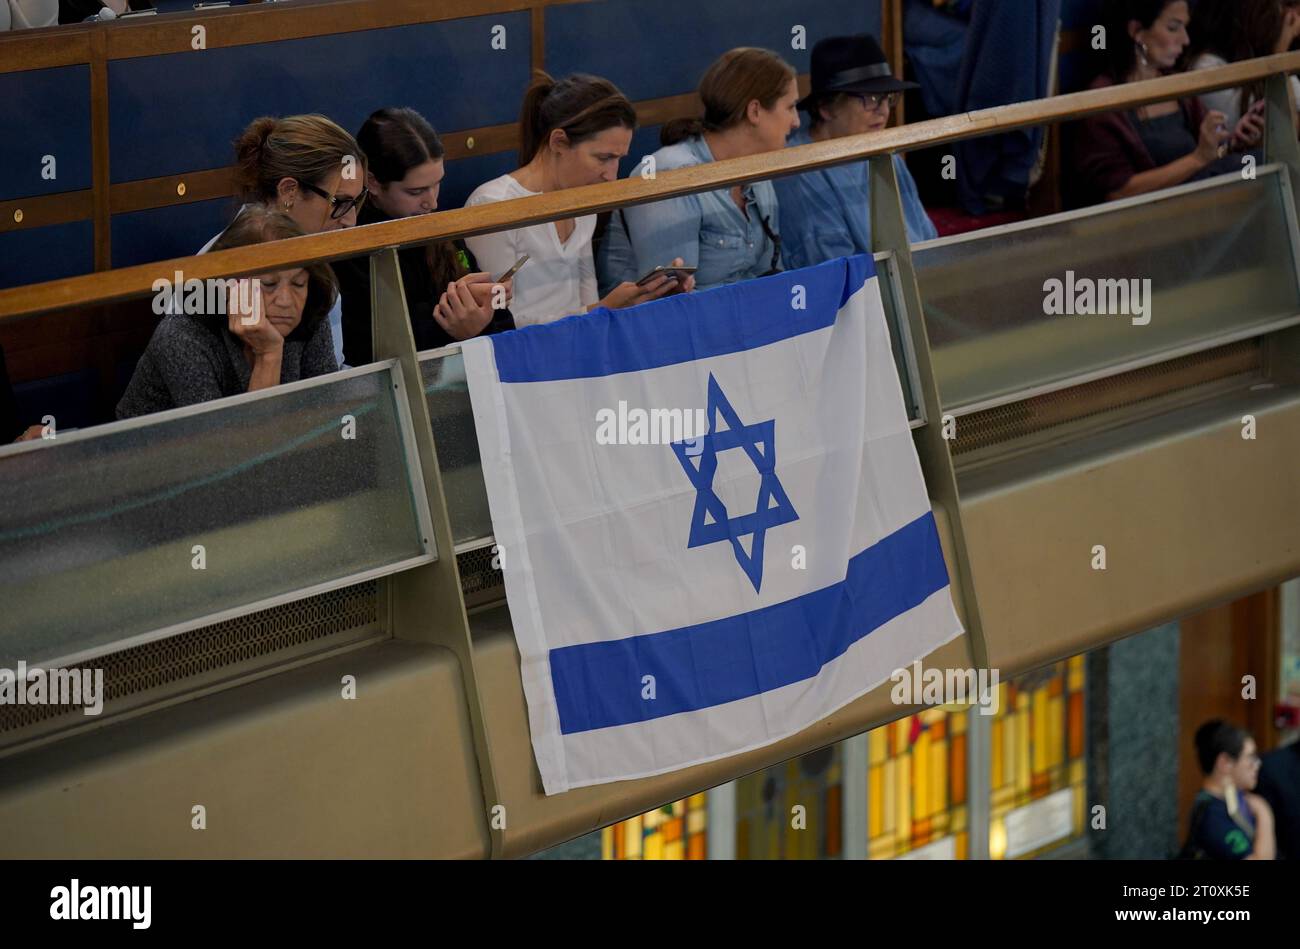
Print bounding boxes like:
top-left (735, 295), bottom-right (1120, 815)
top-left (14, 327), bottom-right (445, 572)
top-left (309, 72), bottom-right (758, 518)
top-left (463, 173), bottom-right (597, 327)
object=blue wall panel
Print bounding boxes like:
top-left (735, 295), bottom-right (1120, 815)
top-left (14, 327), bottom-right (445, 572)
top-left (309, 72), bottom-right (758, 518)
top-left (1061, 0), bottom-right (1104, 29)
top-left (108, 11), bottom-right (532, 183)
top-left (110, 197), bottom-right (235, 270)
top-left (545, 0), bottom-right (882, 103)
top-left (1060, 0), bottom-right (1105, 93)
top-left (0, 66), bottom-right (92, 202)
top-left (0, 222), bottom-right (94, 290)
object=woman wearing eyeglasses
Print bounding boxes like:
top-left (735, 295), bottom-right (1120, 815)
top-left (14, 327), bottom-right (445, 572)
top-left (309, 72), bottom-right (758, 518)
top-left (770, 35), bottom-right (937, 271)
top-left (194, 114), bottom-right (368, 366)
top-left (597, 47), bottom-right (800, 295)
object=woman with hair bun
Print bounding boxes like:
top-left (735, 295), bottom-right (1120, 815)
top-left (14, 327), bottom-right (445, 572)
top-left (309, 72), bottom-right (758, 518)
top-left (229, 114), bottom-right (368, 238)
top-left (195, 114), bottom-right (367, 365)
top-left (464, 72), bottom-right (690, 326)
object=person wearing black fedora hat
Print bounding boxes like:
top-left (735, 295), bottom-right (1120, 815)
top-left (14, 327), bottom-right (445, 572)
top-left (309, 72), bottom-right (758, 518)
top-left (772, 35), bottom-right (936, 271)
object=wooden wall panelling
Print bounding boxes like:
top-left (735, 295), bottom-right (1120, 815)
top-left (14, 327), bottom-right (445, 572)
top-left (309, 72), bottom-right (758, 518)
top-left (1177, 590), bottom-right (1281, 836)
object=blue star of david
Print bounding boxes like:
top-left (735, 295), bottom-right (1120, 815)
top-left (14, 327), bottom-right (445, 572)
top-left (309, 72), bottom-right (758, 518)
top-left (670, 374), bottom-right (799, 594)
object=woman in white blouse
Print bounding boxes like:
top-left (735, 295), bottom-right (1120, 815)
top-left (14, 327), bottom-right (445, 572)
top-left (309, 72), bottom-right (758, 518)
top-left (2, 0), bottom-right (57, 29)
top-left (466, 72), bottom-right (692, 327)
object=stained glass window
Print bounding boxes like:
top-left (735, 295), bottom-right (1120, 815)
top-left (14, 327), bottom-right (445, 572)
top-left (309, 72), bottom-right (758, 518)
top-left (601, 656), bottom-right (1087, 861)
top-left (735, 744), bottom-right (843, 859)
top-left (867, 705), bottom-right (969, 858)
top-left (988, 655), bottom-right (1087, 859)
top-left (601, 793), bottom-right (707, 860)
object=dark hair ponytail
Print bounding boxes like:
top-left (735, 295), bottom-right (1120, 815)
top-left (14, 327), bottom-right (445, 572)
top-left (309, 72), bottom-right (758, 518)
top-left (661, 47), bottom-right (796, 147)
top-left (517, 70), bottom-right (636, 164)
top-left (661, 117), bottom-right (708, 147)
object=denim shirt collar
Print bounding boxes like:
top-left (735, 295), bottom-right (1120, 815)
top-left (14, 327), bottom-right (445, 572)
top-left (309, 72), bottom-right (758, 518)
top-left (688, 133), bottom-right (715, 164)
top-left (690, 133), bottom-right (759, 206)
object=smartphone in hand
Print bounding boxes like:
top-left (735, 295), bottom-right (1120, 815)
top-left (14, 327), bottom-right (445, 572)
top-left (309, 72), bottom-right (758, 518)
top-left (636, 264), bottom-right (698, 287)
top-left (494, 255), bottom-right (529, 283)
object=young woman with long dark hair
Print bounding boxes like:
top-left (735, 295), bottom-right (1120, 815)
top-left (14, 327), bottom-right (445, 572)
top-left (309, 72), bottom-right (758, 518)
top-left (335, 107), bottom-right (514, 365)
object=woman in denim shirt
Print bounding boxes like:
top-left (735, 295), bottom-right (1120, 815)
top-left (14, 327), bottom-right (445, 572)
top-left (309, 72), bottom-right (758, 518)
top-left (598, 48), bottom-right (800, 295)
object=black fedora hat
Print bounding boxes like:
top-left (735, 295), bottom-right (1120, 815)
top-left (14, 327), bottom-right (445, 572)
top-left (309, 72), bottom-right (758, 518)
top-left (797, 34), bottom-right (919, 112)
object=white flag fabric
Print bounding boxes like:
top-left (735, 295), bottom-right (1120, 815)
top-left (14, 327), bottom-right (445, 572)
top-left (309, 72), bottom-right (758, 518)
top-left (463, 255), bottom-right (964, 795)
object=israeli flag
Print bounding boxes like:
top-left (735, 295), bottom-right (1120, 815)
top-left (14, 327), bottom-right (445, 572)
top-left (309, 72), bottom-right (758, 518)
top-left (463, 255), bottom-right (964, 795)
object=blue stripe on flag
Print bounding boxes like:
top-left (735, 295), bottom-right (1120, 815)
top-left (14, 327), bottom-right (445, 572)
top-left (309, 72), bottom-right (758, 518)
top-left (493, 254), bottom-right (875, 383)
top-left (549, 510), bottom-right (949, 735)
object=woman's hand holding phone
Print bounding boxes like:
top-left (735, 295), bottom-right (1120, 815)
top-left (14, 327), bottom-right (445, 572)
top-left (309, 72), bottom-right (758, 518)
top-left (462, 271), bottom-right (514, 312)
top-left (1233, 99), bottom-right (1267, 150)
top-left (597, 257), bottom-right (696, 311)
top-left (434, 275), bottom-right (496, 341)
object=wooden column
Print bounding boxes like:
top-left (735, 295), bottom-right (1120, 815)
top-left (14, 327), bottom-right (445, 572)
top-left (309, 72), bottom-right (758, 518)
top-left (882, 0), bottom-right (906, 126)
top-left (89, 28), bottom-right (111, 272)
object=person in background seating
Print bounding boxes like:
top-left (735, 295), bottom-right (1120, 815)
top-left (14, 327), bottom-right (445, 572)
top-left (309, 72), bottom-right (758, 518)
top-left (1069, 0), bottom-right (1237, 206)
top-left (2, 0), bottom-right (57, 29)
top-left (597, 47), bottom-right (799, 294)
top-left (1181, 719), bottom-right (1276, 859)
top-left (465, 72), bottom-right (688, 326)
top-left (771, 34), bottom-right (937, 272)
top-left (198, 114), bottom-right (366, 366)
top-left (336, 108), bottom-right (514, 365)
top-left (58, 0), bottom-right (152, 22)
top-left (117, 208), bottom-right (337, 419)
top-left (1256, 734), bottom-right (1300, 859)
top-left (1187, 0), bottom-right (1300, 144)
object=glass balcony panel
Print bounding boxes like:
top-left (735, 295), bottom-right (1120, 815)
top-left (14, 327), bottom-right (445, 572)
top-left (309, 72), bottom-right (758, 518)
top-left (0, 365), bottom-right (428, 666)
top-left (913, 170), bottom-right (1300, 411)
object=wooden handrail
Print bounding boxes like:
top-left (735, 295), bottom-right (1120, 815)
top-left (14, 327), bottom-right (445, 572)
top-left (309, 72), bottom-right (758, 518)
top-left (2, 50), bottom-right (1298, 322)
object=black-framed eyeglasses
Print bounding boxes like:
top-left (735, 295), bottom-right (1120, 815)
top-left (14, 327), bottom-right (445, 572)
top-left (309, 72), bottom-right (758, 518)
top-left (296, 179), bottom-right (369, 220)
top-left (851, 92), bottom-right (899, 111)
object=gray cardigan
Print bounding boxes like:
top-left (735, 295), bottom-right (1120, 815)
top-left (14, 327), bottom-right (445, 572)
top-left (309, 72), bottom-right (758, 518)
top-left (116, 314), bottom-right (338, 419)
